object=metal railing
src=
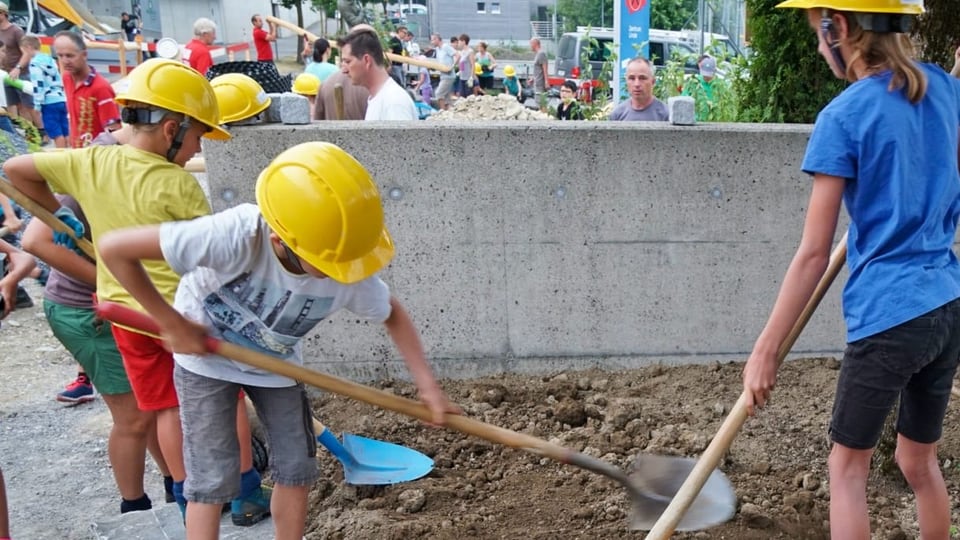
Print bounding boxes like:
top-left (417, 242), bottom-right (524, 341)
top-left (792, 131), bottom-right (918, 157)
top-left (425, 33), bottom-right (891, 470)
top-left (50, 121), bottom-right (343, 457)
top-left (530, 20), bottom-right (555, 39)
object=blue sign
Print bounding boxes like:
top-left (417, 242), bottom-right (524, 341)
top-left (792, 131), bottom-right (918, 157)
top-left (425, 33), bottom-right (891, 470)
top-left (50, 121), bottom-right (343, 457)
top-left (613, 0), bottom-right (652, 99)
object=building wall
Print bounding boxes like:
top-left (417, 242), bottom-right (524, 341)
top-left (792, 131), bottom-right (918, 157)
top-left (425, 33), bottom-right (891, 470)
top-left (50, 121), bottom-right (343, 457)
top-left (428, 0), bottom-right (531, 42)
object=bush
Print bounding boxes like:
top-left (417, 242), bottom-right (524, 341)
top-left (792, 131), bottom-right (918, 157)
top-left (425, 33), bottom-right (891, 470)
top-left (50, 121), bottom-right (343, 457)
top-left (736, 0), bottom-right (845, 123)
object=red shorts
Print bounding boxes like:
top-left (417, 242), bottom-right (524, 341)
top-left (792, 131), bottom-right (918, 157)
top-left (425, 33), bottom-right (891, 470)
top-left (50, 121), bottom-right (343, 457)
top-left (111, 325), bottom-right (179, 411)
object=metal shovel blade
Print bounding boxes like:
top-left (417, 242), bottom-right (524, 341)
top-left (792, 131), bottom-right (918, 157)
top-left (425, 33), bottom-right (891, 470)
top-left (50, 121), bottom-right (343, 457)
top-left (629, 454), bottom-right (736, 531)
top-left (317, 428), bottom-right (434, 485)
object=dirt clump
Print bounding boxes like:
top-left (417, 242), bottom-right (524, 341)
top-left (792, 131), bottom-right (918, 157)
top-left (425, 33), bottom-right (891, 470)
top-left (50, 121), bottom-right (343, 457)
top-left (304, 358), bottom-right (960, 539)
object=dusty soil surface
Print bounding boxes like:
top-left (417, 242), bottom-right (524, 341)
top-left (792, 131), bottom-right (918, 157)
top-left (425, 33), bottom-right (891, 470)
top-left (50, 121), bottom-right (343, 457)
top-left (0, 279), bottom-right (958, 539)
top-left (304, 359), bottom-right (960, 540)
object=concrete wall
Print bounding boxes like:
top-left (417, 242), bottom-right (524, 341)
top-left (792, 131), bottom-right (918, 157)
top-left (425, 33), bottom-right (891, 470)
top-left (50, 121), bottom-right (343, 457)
top-left (202, 122), bottom-right (848, 382)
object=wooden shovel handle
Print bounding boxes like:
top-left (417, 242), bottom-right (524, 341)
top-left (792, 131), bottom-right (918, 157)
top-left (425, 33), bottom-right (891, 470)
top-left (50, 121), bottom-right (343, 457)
top-left (95, 302), bottom-right (580, 464)
top-left (264, 15), bottom-right (452, 73)
top-left (646, 232), bottom-right (848, 539)
top-left (0, 181), bottom-right (95, 259)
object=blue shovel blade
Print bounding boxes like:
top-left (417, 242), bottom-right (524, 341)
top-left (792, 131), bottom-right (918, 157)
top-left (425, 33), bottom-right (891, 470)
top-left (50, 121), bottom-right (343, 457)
top-left (317, 429), bottom-right (434, 485)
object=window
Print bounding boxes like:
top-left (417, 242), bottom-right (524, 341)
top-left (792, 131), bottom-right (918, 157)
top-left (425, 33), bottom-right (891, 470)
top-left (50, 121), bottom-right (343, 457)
top-left (477, 2), bottom-right (485, 13)
top-left (490, 2), bottom-right (500, 14)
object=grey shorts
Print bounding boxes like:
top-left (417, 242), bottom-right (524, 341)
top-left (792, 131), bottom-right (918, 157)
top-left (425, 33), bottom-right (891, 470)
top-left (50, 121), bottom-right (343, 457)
top-left (175, 364), bottom-right (318, 503)
top-left (436, 77), bottom-right (455, 99)
top-left (4, 69), bottom-right (34, 109)
top-left (830, 297), bottom-right (960, 450)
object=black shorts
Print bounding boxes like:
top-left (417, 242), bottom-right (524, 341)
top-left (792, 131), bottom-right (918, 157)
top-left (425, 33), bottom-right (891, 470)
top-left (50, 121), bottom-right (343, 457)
top-left (830, 297), bottom-right (960, 449)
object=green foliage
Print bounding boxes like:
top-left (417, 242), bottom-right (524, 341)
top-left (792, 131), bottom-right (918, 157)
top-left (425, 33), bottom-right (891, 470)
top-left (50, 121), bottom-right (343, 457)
top-left (654, 44), bottom-right (743, 122)
top-left (736, 0), bottom-right (845, 123)
top-left (575, 33), bottom-right (616, 120)
top-left (310, 0), bottom-right (339, 17)
top-left (556, 0), bottom-right (615, 32)
top-left (650, 0), bottom-right (696, 31)
top-left (911, 0), bottom-right (960, 70)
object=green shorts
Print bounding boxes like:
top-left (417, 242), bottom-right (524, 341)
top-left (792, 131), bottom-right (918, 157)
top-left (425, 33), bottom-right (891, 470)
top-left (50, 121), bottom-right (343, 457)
top-left (43, 299), bottom-right (132, 396)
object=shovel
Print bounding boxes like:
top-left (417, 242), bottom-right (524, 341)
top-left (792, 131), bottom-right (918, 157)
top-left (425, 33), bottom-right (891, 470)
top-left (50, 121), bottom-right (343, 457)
top-left (314, 418), bottom-right (435, 485)
top-left (96, 301), bottom-right (736, 531)
top-left (646, 233), bottom-right (849, 539)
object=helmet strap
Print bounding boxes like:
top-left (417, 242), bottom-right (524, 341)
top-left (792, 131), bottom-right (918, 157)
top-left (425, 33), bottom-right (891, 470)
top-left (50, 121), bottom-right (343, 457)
top-left (820, 10), bottom-right (848, 75)
top-left (281, 242), bottom-right (306, 274)
top-left (165, 119), bottom-right (192, 163)
top-left (854, 13), bottom-right (914, 33)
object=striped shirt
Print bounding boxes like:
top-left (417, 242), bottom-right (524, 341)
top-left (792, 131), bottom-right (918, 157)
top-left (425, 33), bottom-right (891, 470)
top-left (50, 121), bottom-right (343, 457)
top-left (27, 52), bottom-right (66, 106)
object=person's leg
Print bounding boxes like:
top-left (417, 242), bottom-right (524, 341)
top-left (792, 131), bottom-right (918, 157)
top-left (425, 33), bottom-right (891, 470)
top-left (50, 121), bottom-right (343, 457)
top-left (101, 392), bottom-right (152, 505)
top-left (271, 485), bottom-right (310, 540)
top-left (827, 443), bottom-right (872, 539)
top-left (895, 436), bottom-right (949, 538)
top-left (111, 326), bottom-right (185, 503)
top-left (4, 85), bottom-right (19, 119)
top-left (893, 300), bottom-right (960, 539)
top-left (246, 384), bottom-right (318, 538)
top-left (175, 365), bottom-right (240, 538)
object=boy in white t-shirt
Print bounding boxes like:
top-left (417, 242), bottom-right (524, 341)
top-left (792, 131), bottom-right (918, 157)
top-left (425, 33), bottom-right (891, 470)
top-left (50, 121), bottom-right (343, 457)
top-left (98, 142), bottom-right (459, 539)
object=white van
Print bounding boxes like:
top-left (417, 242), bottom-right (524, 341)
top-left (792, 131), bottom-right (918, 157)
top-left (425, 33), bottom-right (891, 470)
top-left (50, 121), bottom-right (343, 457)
top-left (552, 27), bottom-right (698, 83)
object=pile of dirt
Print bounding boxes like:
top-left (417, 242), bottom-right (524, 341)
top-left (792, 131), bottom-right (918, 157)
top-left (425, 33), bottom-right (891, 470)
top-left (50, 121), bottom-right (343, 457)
top-left (428, 94), bottom-right (554, 121)
top-left (303, 358), bottom-right (960, 539)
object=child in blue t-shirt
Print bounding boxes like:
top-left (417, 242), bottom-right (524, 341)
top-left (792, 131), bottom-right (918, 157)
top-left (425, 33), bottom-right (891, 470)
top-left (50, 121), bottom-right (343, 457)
top-left (20, 35), bottom-right (67, 147)
top-left (742, 1), bottom-right (960, 538)
top-left (98, 142), bottom-right (459, 539)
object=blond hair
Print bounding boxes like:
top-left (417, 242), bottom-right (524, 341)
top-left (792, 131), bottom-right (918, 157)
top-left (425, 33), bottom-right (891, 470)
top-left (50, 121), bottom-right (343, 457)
top-left (20, 35), bottom-right (40, 51)
top-left (844, 16), bottom-right (926, 103)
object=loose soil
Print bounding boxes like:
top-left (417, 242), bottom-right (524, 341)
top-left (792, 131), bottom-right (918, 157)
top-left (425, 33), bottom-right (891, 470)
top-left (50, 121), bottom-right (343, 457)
top-left (0, 281), bottom-right (958, 539)
top-left (304, 359), bottom-right (960, 540)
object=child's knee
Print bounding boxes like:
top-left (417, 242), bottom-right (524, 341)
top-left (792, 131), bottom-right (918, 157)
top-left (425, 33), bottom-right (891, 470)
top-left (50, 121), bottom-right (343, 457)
top-left (894, 442), bottom-right (939, 485)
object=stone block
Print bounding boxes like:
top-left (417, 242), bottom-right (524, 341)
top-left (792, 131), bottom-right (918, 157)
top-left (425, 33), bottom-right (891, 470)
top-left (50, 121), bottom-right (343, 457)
top-left (668, 95), bottom-right (696, 125)
top-left (264, 92), bottom-right (283, 123)
top-left (280, 93), bottom-right (312, 125)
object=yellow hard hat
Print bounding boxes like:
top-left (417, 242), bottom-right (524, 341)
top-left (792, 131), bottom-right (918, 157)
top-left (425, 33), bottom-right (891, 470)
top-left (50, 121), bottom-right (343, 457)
top-left (775, 0), bottom-right (923, 14)
top-left (115, 58), bottom-right (230, 140)
top-left (503, 65), bottom-right (516, 77)
top-left (474, 63), bottom-right (483, 75)
top-left (292, 73), bottom-right (321, 96)
top-left (256, 142), bottom-right (395, 284)
top-left (210, 73), bottom-right (271, 124)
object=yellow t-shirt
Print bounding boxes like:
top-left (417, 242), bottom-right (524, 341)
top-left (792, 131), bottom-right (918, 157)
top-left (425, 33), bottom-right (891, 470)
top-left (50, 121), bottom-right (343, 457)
top-left (34, 144), bottom-right (211, 308)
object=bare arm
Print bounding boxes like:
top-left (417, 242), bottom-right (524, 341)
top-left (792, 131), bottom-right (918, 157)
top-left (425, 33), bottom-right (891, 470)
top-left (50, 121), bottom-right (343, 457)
top-left (742, 174), bottom-right (844, 415)
top-left (952, 45), bottom-right (960, 78)
top-left (97, 226), bottom-right (209, 355)
top-left (3, 155), bottom-right (61, 214)
top-left (382, 296), bottom-right (460, 424)
top-left (266, 21), bottom-right (277, 42)
top-left (21, 217), bottom-right (96, 286)
top-left (0, 240), bottom-right (36, 318)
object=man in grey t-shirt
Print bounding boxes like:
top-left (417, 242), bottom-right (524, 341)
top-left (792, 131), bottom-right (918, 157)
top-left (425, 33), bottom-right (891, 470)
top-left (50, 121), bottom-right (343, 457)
top-left (529, 38), bottom-right (548, 100)
top-left (610, 57), bottom-right (668, 122)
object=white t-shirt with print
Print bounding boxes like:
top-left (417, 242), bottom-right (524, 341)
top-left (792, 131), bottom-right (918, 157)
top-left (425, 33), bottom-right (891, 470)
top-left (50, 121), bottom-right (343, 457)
top-left (159, 203), bottom-right (391, 387)
top-left (365, 76), bottom-right (417, 121)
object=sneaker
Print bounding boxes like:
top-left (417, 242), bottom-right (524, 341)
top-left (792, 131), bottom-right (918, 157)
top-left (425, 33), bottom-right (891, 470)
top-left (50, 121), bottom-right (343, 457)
top-left (14, 286), bottom-right (33, 309)
top-left (231, 485), bottom-right (272, 527)
top-left (56, 376), bottom-right (95, 404)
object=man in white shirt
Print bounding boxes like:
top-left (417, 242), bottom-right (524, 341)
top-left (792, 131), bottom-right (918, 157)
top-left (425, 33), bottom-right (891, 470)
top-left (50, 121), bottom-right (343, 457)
top-left (339, 27), bottom-right (417, 121)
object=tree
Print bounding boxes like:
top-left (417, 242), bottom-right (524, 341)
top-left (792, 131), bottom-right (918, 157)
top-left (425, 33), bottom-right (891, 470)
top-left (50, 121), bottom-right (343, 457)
top-left (651, 0), bottom-right (696, 31)
top-left (278, 0), bottom-right (308, 62)
top-left (736, 0), bottom-right (845, 123)
top-left (557, 0), bottom-right (615, 32)
top-left (912, 0), bottom-right (960, 71)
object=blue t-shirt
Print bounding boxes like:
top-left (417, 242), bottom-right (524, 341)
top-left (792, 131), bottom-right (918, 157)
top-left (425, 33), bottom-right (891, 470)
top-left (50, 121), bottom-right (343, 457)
top-left (802, 63), bottom-right (960, 342)
top-left (305, 61), bottom-right (338, 83)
